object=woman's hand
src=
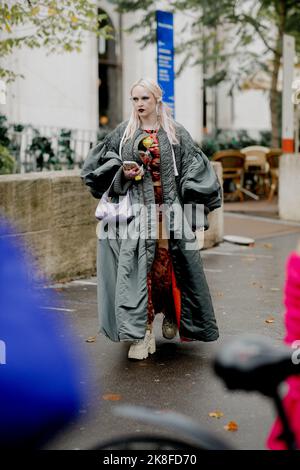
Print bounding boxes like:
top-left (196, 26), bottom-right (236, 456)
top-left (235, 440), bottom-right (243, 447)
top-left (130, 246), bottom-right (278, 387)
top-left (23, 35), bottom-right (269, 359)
top-left (123, 165), bottom-right (144, 181)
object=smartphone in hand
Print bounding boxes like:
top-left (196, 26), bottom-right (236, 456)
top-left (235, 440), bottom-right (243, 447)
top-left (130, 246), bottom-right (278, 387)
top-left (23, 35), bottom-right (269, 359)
top-left (123, 161), bottom-right (141, 171)
top-left (123, 161), bottom-right (144, 181)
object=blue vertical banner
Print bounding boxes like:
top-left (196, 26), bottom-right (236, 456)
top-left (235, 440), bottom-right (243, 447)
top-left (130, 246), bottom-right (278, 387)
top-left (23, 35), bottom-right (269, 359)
top-left (156, 10), bottom-right (175, 117)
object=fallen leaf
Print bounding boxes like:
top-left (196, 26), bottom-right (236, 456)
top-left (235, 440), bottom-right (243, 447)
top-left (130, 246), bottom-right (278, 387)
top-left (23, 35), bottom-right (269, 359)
top-left (224, 421), bottom-right (238, 432)
top-left (102, 393), bottom-right (122, 401)
top-left (270, 287), bottom-right (280, 292)
top-left (85, 336), bottom-right (96, 343)
top-left (252, 282), bottom-right (264, 288)
top-left (216, 292), bottom-right (224, 297)
top-left (265, 316), bottom-right (275, 324)
top-left (209, 410), bottom-right (224, 419)
top-left (263, 243), bottom-right (273, 249)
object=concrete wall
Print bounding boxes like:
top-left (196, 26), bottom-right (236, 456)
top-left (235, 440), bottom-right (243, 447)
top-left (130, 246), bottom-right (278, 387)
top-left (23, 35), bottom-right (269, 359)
top-left (0, 170), bottom-right (97, 281)
top-left (0, 163), bottom-right (223, 281)
top-left (4, 35), bottom-right (99, 131)
top-left (231, 89), bottom-right (271, 133)
top-left (279, 153), bottom-right (300, 222)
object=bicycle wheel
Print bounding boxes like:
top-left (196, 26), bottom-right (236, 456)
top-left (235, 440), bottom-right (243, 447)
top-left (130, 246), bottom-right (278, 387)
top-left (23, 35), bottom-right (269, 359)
top-left (92, 434), bottom-right (198, 450)
top-left (108, 405), bottom-right (233, 450)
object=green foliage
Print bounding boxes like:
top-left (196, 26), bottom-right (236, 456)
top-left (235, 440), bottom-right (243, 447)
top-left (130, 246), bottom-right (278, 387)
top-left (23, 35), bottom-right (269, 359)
top-left (109, 0), bottom-right (154, 13)
top-left (0, 114), bottom-right (21, 166)
top-left (27, 133), bottom-right (57, 171)
top-left (201, 128), bottom-right (272, 158)
top-left (200, 136), bottom-right (219, 158)
top-left (259, 129), bottom-right (273, 147)
top-left (110, 0), bottom-right (300, 86)
top-left (0, 0), bottom-right (113, 82)
top-left (0, 114), bottom-right (10, 147)
top-left (57, 129), bottom-right (75, 169)
top-left (0, 144), bottom-right (15, 174)
top-left (12, 123), bottom-right (24, 132)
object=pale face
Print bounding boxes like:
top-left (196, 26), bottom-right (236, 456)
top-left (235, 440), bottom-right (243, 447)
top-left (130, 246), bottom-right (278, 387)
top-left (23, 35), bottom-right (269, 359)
top-left (131, 85), bottom-right (157, 122)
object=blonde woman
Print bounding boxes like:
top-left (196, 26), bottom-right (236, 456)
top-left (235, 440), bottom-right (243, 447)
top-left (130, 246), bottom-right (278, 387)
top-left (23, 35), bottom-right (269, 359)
top-left (81, 78), bottom-right (222, 360)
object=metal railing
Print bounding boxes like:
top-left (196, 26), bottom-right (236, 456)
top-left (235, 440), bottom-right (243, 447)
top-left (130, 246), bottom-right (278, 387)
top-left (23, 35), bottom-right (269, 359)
top-left (7, 123), bottom-right (109, 173)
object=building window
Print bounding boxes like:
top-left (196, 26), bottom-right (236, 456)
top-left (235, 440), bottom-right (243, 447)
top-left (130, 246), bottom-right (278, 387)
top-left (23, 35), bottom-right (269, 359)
top-left (98, 9), bottom-right (122, 129)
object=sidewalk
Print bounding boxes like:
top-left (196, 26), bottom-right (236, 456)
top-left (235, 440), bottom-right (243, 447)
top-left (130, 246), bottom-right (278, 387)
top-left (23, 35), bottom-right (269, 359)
top-left (224, 197), bottom-right (300, 240)
top-left (44, 203), bottom-right (300, 451)
top-left (224, 197), bottom-right (279, 220)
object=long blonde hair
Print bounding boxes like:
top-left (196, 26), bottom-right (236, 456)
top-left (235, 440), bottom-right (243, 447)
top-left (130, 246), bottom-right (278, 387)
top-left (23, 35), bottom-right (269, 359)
top-left (121, 78), bottom-right (179, 147)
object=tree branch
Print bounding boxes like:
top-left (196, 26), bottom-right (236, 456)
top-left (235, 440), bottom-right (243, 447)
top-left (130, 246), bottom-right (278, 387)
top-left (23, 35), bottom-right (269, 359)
top-left (240, 13), bottom-right (278, 56)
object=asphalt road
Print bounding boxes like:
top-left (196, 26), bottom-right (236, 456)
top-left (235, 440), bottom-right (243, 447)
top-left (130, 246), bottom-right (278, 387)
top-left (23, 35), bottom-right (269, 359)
top-left (44, 222), bottom-right (300, 450)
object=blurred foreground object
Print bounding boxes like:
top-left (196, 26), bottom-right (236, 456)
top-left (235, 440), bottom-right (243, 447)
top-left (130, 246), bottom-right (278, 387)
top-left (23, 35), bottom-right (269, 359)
top-left (266, 250), bottom-right (300, 449)
top-left (0, 218), bottom-right (88, 448)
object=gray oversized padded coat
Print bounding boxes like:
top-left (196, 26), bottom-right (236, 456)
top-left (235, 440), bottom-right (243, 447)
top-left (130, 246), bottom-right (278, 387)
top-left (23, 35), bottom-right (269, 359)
top-left (81, 121), bottom-right (222, 342)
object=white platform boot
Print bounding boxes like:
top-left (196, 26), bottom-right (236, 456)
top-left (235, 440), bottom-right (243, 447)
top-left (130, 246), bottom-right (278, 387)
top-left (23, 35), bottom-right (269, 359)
top-left (128, 329), bottom-right (156, 360)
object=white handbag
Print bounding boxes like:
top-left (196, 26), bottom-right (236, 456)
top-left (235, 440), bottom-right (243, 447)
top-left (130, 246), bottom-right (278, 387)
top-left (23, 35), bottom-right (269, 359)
top-left (95, 173), bottom-right (133, 224)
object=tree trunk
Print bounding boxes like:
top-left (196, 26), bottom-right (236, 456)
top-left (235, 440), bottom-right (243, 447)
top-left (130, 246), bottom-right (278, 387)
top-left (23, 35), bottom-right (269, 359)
top-left (270, 46), bottom-right (281, 148)
top-left (270, 0), bottom-right (286, 148)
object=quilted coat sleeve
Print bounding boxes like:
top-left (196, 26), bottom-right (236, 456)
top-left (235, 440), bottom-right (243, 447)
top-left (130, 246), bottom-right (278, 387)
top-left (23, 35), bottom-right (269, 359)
top-left (179, 126), bottom-right (222, 212)
top-left (80, 124), bottom-right (132, 199)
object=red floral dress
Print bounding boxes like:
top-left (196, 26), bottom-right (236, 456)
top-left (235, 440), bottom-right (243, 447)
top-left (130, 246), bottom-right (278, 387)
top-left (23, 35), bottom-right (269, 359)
top-left (141, 130), bottom-right (180, 325)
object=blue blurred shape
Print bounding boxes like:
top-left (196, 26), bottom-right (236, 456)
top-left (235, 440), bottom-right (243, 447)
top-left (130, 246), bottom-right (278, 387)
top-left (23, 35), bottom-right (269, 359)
top-left (0, 218), bottom-right (88, 448)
